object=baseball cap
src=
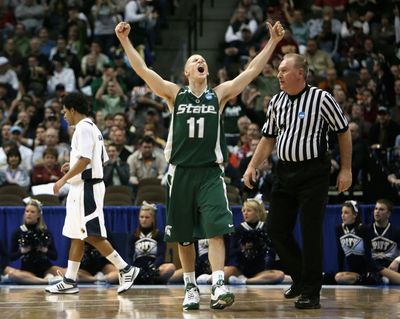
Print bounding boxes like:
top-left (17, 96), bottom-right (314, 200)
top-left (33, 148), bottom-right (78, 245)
top-left (378, 106), bottom-right (389, 114)
top-left (0, 56), bottom-right (9, 66)
top-left (10, 125), bottom-right (23, 134)
top-left (353, 21), bottom-right (363, 29)
top-left (147, 107), bottom-right (158, 115)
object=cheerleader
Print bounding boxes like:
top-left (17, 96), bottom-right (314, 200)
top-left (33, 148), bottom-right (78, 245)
top-left (8, 199), bottom-right (63, 284)
top-left (334, 200), bottom-right (375, 284)
top-left (128, 201), bottom-right (175, 284)
top-left (225, 197), bottom-right (284, 284)
top-left (366, 199), bottom-right (400, 284)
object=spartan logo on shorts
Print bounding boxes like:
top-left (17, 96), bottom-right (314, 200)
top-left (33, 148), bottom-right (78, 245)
top-left (165, 225), bottom-right (172, 237)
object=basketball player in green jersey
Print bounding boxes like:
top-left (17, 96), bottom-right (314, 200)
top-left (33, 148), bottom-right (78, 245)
top-left (115, 20), bottom-right (284, 310)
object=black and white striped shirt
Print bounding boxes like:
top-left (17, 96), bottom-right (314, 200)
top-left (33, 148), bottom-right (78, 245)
top-left (262, 85), bottom-right (348, 162)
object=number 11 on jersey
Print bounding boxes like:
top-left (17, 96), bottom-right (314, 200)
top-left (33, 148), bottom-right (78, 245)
top-left (187, 117), bottom-right (204, 138)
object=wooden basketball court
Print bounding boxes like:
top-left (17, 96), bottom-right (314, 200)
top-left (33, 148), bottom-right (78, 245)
top-left (0, 284), bottom-right (399, 318)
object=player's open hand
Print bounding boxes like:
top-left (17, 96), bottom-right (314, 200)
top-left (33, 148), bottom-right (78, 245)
top-left (115, 22), bottom-right (131, 39)
top-left (267, 21), bottom-right (285, 42)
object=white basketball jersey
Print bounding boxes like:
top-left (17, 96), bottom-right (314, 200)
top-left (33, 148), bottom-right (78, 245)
top-left (68, 118), bottom-right (108, 184)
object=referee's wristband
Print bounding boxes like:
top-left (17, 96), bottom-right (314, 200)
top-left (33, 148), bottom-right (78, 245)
top-left (395, 256), bottom-right (400, 263)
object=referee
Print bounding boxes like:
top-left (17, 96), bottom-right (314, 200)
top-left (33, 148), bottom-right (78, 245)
top-left (243, 53), bottom-right (352, 309)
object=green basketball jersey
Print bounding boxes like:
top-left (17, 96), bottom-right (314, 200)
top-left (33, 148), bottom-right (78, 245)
top-left (165, 87), bottom-right (228, 166)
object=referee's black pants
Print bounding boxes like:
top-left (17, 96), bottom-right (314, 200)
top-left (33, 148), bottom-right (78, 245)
top-left (267, 156), bottom-right (330, 297)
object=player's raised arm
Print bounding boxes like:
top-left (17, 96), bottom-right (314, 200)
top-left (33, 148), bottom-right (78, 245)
top-left (115, 22), bottom-right (179, 110)
top-left (215, 21), bottom-right (285, 108)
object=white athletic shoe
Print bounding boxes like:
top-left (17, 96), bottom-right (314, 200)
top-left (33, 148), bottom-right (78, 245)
top-left (48, 275), bottom-right (63, 285)
top-left (45, 277), bottom-right (79, 294)
top-left (210, 280), bottom-right (235, 309)
top-left (228, 275), bottom-right (246, 285)
top-left (182, 283), bottom-right (200, 310)
top-left (196, 274), bottom-right (212, 285)
top-left (117, 266), bottom-right (140, 294)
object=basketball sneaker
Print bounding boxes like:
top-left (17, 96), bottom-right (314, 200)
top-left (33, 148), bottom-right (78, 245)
top-left (118, 266), bottom-right (140, 294)
top-left (210, 280), bottom-right (235, 309)
top-left (45, 277), bottom-right (79, 294)
top-left (182, 283), bottom-right (200, 310)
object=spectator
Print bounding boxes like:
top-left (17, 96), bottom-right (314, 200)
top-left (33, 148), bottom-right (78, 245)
top-left (1, 38), bottom-right (24, 75)
top-left (78, 53), bottom-right (102, 94)
top-left (346, 0), bottom-right (378, 33)
top-left (108, 126), bottom-right (132, 162)
top-left (31, 147), bottom-right (63, 186)
top-left (124, 0), bottom-right (159, 50)
top-left (284, 9), bottom-right (309, 54)
top-left (43, 0), bottom-right (68, 39)
top-left (223, 24), bottom-right (255, 73)
top-left (26, 37), bottom-right (51, 72)
top-left (225, 6), bottom-right (258, 43)
top-left (8, 125), bottom-right (33, 172)
top-left (12, 22), bottom-right (30, 58)
top-left (91, 63), bottom-right (128, 112)
top-left (14, 0), bottom-right (45, 34)
top-left (368, 106), bottom-right (400, 149)
top-left (318, 67), bottom-right (347, 94)
top-left (49, 36), bottom-right (81, 80)
top-left (251, 63), bottom-right (280, 112)
top-left (38, 27), bottom-right (56, 58)
top-left (143, 123), bottom-right (165, 150)
top-left (32, 127), bottom-right (70, 166)
top-left (94, 78), bottom-right (128, 116)
top-left (372, 59), bottom-right (395, 108)
top-left (349, 103), bottom-right (371, 139)
top-left (307, 5), bottom-right (341, 39)
top-left (112, 112), bottom-right (137, 146)
top-left (223, 95), bottom-right (246, 147)
top-left (0, 56), bottom-right (19, 98)
top-left (304, 38), bottom-right (335, 78)
top-left (47, 55), bottom-right (77, 94)
top-left (126, 136), bottom-right (167, 187)
top-left (91, 0), bottom-right (120, 56)
top-left (0, 0), bottom-right (16, 40)
top-left (20, 55), bottom-right (47, 97)
top-left (103, 143), bottom-right (130, 187)
top-left (130, 83), bottom-right (166, 136)
top-left (0, 146), bottom-right (30, 189)
top-left (238, 0), bottom-right (263, 24)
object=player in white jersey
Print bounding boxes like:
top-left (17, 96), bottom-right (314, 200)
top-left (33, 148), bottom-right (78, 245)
top-left (45, 92), bottom-right (140, 294)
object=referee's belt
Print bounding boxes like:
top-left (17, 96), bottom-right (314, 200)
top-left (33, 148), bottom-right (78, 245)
top-left (280, 155), bottom-right (330, 166)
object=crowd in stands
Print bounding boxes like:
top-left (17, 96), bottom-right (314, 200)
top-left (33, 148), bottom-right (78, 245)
top-left (0, 0), bottom-right (399, 204)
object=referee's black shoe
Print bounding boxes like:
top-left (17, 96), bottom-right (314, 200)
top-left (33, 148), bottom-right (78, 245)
top-left (284, 284), bottom-right (302, 299)
top-left (294, 295), bottom-right (321, 309)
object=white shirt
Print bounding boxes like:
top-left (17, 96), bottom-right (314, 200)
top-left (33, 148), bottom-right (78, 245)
top-left (47, 67), bottom-right (76, 93)
top-left (68, 118), bottom-right (109, 184)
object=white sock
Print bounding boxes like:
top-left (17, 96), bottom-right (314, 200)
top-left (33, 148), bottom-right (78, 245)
top-left (65, 260), bottom-right (80, 281)
top-left (183, 272), bottom-right (196, 286)
top-left (106, 250), bottom-right (128, 270)
top-left (212, 270), bottom-right (225, 286)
